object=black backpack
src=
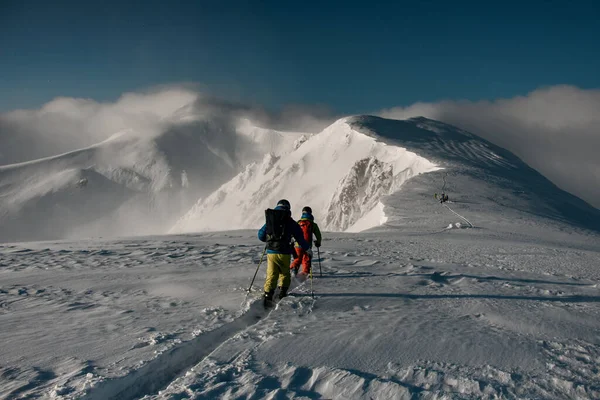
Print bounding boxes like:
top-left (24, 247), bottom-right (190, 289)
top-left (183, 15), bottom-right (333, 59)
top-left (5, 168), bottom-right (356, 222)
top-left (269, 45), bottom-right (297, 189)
top-left (265, 208), bottom-right (289, 243)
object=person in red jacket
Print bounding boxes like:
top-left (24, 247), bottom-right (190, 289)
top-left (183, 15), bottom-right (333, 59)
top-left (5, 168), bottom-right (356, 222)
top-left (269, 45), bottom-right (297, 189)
top-left (290, 206), bottom-right (322, 276)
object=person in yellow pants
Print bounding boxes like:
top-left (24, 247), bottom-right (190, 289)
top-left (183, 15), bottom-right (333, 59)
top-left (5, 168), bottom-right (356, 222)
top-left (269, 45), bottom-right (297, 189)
top-left (258, 199), bottom-right (310, 307)
top-left (264, 253), bottom-right (292, 294)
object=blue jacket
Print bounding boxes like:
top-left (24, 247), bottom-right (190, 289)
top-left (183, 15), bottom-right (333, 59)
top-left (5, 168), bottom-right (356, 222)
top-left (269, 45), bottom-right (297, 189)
top-left (258, 207), bottom-right (310, 254)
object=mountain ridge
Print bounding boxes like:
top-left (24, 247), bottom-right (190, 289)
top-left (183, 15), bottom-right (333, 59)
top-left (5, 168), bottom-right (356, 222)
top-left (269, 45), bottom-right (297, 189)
top-left (172, 115), bottom-right (600, 235)
top-left (347, 115), bottom-right (600, 232)
top-left (1, 114), bottom-right (598, 242)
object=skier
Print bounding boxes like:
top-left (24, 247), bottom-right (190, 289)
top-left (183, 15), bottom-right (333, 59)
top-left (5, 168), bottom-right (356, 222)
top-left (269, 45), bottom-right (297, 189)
top-left (258, 199), bottom-right (310, 307)
top-left (436, 193), bottom-right (449, 203)
top-left (290, 206), bottom-right (322, 277)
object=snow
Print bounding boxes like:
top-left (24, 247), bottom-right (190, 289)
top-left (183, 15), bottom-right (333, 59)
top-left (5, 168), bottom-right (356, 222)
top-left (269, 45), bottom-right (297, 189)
top-left (1, 222), bottom-right (599, 399)
top-left (0, 118), bottom-right (304, 243)
top-left (171, 115), bottom-right (600, 236)
top-left (236, 118), bottom-right (307, 159)
top-left (1, 115), bottom-right (600, 399)
top-left (171, 117), bottom-right (439, 234)
top-left (346, 201), bottom-right (388, 232)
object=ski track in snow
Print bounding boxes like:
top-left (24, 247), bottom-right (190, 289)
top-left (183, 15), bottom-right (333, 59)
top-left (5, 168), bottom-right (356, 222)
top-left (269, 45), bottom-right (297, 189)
top-left (0, 225), bottom-right (599, 400)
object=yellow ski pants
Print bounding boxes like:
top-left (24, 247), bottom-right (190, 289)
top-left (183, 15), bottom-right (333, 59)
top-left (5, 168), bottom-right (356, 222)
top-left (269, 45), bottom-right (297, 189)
top-left (264, 253), bottom-right (292, 292)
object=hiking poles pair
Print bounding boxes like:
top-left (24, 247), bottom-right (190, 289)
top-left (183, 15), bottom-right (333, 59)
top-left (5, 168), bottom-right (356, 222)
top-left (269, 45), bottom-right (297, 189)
top-left (244, 245), bottom-right (321, 303)
top-left (243, 245), bottom-right (267, 304)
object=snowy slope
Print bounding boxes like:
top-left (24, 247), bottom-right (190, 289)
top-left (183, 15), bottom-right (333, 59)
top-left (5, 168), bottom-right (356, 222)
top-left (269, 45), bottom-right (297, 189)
top-left (171, 117), bottom-right (439, 234)
top-left (236, 118), bottom-right (311, 164)
top-left (1, 226), bottom-right (598, 399)
top-left (171, 115), bottom-right (600, 235)
top-left (347, 116), bottom-right (600, 234)
top-left (0, 119), bottom-right (305, 242)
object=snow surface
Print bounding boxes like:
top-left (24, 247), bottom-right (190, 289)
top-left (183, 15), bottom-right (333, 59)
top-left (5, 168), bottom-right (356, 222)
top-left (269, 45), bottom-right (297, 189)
top-left (2, 115), bottom-right (600, 399)
top-left (171, 117), bottom-right (439, 233)
top-left (1, 223), bottom-right (599, 399)
top-left (346, 201), bottom-right (388, 233)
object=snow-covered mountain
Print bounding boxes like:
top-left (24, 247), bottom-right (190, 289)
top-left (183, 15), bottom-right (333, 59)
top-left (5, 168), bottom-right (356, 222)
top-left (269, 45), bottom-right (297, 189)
top-left (171, 117), bottom-right (438, 233)
top-left (172, 115), bottom-right (600, 235)
top-left (348, 116), bottom-right (600, 234)
top-left (2, 112), bottom-right (599, 243)
top-left (0, 116), bottom-right (304, 242)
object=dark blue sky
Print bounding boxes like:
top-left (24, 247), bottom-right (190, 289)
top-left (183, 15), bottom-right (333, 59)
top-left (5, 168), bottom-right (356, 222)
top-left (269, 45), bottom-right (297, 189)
top-left (1, 0), bottom-right (599, 113)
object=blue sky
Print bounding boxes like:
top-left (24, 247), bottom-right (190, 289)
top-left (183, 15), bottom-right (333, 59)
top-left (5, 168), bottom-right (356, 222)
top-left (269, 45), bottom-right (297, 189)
top-left (1, 0), bottom-right (599, 113)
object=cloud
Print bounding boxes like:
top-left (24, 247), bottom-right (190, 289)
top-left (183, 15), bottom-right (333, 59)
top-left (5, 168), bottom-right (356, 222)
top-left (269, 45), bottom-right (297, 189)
top-left (0, 85), bottom-right (336, 165)
top-left (0, 87), bottom-right (201, 164)
top-left (378, 85), bottom-right (600, 209)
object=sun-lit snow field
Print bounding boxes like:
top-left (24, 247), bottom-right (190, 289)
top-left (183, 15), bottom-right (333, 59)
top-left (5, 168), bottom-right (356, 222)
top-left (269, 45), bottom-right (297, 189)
top-left (1, 201), bottom-right (599, 399)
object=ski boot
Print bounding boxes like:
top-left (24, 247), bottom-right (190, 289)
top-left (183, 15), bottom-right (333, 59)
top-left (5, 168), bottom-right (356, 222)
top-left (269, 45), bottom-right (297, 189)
top-left (278, 286), bottom-right (289, 300)
top-left (263, 290), bottom-right (275, 308)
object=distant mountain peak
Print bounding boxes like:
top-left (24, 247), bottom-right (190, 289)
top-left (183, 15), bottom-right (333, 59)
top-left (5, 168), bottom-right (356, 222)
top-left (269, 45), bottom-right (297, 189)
top-left (171, 115), bottom-right (439, 234)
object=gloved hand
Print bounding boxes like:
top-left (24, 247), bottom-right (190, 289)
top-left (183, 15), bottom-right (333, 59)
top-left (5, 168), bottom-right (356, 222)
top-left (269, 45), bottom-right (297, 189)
top-left (315, 241), bottom-right (321, 248)
top-left (306, 249), bottom-right (313, 258)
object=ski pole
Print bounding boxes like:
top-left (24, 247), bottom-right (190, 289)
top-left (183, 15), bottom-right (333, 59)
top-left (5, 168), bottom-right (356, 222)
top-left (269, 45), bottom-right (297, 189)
top-left (245, 245), bottom-right (267, 300)
top-left (309, 264), bottom-right (314, 298)
top-left (317, 247), bottom-right (322, 277)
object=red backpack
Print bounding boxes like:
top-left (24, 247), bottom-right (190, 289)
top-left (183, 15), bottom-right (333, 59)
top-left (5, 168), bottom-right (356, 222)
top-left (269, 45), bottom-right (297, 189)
top-left (298, 219), bottom-right (313, 244)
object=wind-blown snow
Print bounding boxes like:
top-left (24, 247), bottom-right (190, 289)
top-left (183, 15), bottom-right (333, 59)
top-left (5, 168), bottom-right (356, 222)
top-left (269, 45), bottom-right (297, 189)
top-left (236, 118), bottom-right (308, 160)
top-left (377, 85), bottom-right (600, 209)
top-left (0, 116), bottom-right (305, 242)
